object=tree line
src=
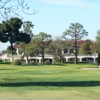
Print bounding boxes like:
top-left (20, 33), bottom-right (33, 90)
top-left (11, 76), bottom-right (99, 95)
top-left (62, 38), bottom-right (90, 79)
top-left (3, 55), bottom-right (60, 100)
top-left (1, 21), bottom-right (100, 65)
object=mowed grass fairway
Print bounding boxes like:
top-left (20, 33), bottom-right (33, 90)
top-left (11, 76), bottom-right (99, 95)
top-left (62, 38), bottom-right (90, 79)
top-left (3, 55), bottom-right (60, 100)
top-left (0, 64), bottom-right (100, 100)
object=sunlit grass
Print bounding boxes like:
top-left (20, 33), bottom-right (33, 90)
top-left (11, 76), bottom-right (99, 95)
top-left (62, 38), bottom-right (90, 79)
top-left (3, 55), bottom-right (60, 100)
top-left (0, 63), bottom-right (100, 100)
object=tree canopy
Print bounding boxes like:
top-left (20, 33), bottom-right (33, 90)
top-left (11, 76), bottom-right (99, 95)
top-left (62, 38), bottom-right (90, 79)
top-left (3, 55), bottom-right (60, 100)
top-left (0, 17), bottom-right (31, 62)
top-left (34, 32), bottom-right (52, 64)
top-left (79, 40), bottom-right (92, 55)
top-left (63, 23), bottom-right (88, 64)
top-left (0, 17), bottom-right (31, 44)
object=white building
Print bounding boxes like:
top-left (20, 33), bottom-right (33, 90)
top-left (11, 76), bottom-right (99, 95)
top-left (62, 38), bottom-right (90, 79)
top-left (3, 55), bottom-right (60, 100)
top-left (0, 53), bottom-right (98, 64)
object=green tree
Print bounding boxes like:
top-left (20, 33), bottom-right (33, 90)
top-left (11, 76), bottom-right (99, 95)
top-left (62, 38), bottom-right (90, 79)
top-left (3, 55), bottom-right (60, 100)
top-left (0, 17), bottom-right (31, 62)
top-left (91, 30), bottom-right (100, 65)
top-left (91, 42), bottom-right (100, 65)
top-left (49, 37), bottom-right (66, 64)
top-left (63, 23), bottom-right (88, 64)
top-left (20, 21), bottom-right (34, 63)
top-left (64, 40), bottom-right (75, 55)
top-left (96, 30), bottom-right (100, 42)
top-left (23, 38), bottom-right (39, 64)
top-left (34, 32), bottom-right (52, 64)
top-left (79, 39), bottom-right (92, 55)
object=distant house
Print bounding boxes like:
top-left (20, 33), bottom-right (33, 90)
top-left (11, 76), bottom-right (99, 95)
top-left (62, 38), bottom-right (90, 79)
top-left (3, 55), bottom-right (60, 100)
top-left (0, 53), bottom-right (12, 62)
top-left (0, 40), bottom-right (96, 63)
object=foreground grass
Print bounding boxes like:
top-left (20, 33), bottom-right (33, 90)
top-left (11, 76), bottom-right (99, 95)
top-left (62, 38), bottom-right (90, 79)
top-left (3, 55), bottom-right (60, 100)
top-left (0, 63), bottom-right (100, 100)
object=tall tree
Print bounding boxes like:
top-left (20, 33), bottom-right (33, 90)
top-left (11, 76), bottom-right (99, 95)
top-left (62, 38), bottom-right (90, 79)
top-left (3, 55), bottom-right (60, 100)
top-left (34, 32), bottom-right (52, 64)
top-left (20, 21), bottom-right (34, 63)
top-left (0, 17), bottom-right (31, 62)
top-left (63, 23), bottom-right (88, 64)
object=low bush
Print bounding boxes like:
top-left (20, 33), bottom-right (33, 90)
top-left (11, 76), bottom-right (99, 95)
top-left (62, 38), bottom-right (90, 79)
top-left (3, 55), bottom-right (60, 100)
top-left (54, 57), bottom-right (61, 64)
top-left (29, 61), bottom-right (38, 65)
top-left (0, 62), bottom-right (11, 64)
top-left (44, 60), bottom-right (51, 64)
top-left (12, 59), bottom-right (22, 65)
top-left (0, 59), bottom-right (3, 62)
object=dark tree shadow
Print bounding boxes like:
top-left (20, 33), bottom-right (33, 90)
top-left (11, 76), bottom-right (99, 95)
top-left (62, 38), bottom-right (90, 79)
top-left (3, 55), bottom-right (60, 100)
top-left (0, 69), bottom-right (16, 70)
top-left (1, 81), bottom-right (100, 87)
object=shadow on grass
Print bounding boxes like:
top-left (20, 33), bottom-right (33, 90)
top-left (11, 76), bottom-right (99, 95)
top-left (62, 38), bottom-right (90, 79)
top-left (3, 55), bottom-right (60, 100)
top-left (21, 64), bottom-right (66, 66)
top-left (0, 69), bottom-right (16, 70)
top-left (1, 81), bottom-right (100, 87)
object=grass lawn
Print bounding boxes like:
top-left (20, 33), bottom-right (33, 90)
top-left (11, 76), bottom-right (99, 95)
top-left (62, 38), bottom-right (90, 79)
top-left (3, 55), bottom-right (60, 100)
top-left (0, 63), bottom-right (100, 100)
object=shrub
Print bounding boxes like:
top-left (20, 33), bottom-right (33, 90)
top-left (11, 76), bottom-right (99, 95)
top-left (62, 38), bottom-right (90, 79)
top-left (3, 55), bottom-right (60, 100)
top-left (55, 56), bottom-right (61, 64)
top-left (62, 58), bottom-right (66, 63)
top-left (21, 59), bottom-right (26, 65)
top-left (44, 60), bottom-right (51, 64)
top-left (12, 59), bottom-right (22, 65)
top-left (0, 59), bottom-right (3, 62)
top-left (28, 60), bottom-right (39, 65)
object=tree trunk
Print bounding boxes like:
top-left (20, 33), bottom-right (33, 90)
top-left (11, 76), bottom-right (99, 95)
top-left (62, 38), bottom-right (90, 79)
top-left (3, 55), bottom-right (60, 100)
top-left (26, 49), bottom-right (29, 64)
top-left (97, 53), bottom-right (100, 66)
top-left (41, 48), bottom-right (44, 64)
top-left (61, 50), bottom-right (64, 64)
top-left (75, 48), bottom-right (78, 64)
top-left (11, 42), bottom-right (14, 62)
top-left (26, 54), bottom-right (29, 64)
top-left (74, 31), bottom-right (78, 64)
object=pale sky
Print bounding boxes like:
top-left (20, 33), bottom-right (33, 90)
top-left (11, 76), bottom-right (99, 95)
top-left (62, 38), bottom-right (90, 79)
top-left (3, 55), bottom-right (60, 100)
top-left (0, 0), bottom-right (100, 51)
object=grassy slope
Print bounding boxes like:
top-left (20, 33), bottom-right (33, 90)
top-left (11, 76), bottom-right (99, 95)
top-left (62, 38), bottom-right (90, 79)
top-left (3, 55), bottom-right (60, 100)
top-left (0, 64), bottom-right (100, 100)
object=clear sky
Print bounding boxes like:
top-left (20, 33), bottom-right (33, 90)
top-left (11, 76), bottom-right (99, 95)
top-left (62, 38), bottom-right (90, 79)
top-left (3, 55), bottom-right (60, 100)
top-left (0, 0), bottom-right (100, 51)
